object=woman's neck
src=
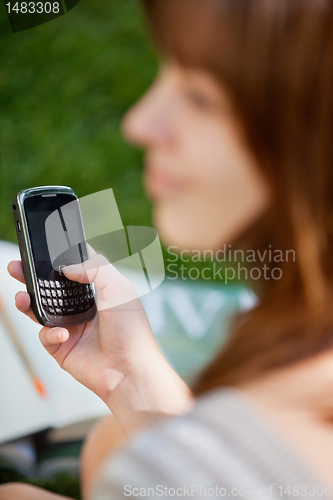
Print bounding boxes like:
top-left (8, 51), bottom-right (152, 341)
top-left (239, 349), bottom-right (333, 418)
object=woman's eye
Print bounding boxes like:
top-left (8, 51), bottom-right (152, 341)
top-left (184, 91), bottom-right (216, 110)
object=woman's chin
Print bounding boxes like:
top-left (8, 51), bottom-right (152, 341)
top-left (153, 206), bottom-right (224, 253)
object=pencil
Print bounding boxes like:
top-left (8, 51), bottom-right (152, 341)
top-left (0, 295), bottom-right (46, 397)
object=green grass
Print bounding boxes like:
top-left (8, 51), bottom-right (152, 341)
top-left (0, 467), bottom-right (81, 499)
top-left (0, 0), bottom-right (158, 242)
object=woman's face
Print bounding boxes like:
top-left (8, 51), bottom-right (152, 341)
top-left (122, 63), bottom-right (271, 252)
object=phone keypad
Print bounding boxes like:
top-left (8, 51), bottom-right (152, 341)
top-left (38, 279), bottom-right (95, 316)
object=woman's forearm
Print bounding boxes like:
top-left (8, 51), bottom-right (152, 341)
top-left (104, 348), bottom-right (194, 436)
top-left (80, 353), bottom-right (193, 499)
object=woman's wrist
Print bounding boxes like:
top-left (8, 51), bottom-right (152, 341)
top-left (104, 348), bottom-right (194, 436)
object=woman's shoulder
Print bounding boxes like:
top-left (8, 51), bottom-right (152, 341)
top-left (91, 388), bottom-right (318, 500)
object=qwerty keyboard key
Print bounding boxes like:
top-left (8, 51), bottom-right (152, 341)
top-left (64, 307), bottom-right (77, 314)
top-left (38, 276), bottom-right (94, 316)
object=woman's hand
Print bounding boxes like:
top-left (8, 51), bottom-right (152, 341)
top-left (7, 257), bottom-right (193, 436)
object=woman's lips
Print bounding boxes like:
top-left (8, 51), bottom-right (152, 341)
top-left (144, 167), bottom-right (187, 199)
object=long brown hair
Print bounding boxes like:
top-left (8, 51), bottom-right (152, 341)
top-left (142, 0), bottom-right (333, 392)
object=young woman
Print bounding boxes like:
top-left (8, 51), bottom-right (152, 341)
top-left (2, 0), bottom-right (333, 498)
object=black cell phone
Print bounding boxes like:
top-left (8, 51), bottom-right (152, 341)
top-left (12, 186), bottom-right (97, 327)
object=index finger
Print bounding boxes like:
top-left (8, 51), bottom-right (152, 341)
top-left (7, 260), bottom-right (26, 285)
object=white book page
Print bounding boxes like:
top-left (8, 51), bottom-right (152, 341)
top-left (0, 242), bottom-right (50, 443)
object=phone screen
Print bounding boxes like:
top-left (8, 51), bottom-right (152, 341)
top-left (24, 193), bottom-right (87, 280)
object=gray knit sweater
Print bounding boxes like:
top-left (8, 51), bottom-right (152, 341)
top-left (92, 388), bottom-right (326, 500)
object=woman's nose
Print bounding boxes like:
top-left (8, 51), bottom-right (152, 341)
top-left (122, 82), bottom-right (174, 148)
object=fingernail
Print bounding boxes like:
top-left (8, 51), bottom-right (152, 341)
top-left (53, 329), bottom-right (64, 340)
top-left (64, 264), bottom-right (82, 272)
